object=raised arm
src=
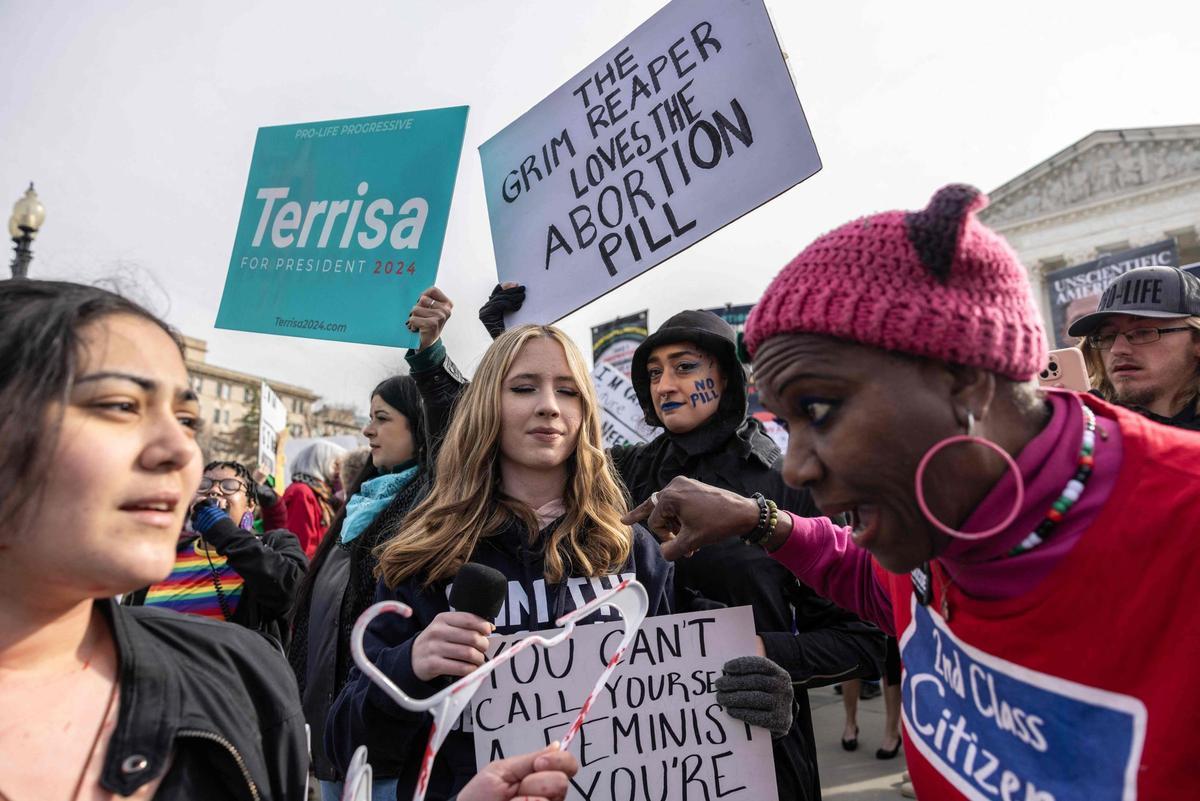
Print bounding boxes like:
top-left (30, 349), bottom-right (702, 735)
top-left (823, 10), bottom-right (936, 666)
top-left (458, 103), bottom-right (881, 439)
top-left (405, 286), bottom-right (468, 462)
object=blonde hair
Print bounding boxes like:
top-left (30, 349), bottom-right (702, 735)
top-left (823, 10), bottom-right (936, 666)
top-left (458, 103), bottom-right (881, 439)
top-left (375, 325), bottom-right (632, 589)
top-left (1081, 316), bottom-right (1200, 408)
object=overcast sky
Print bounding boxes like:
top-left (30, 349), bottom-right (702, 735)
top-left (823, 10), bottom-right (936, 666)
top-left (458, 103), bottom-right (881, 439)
top-left (2, 0), bottom-right (1195, 412)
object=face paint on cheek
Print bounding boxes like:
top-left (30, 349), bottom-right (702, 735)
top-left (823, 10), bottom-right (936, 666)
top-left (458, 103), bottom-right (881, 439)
top-left (689, 377), bottom-right (720, 407)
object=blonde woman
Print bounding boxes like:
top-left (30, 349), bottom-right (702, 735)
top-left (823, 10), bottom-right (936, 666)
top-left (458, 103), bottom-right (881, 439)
top-left (325, 324), bottom-right (674, 801)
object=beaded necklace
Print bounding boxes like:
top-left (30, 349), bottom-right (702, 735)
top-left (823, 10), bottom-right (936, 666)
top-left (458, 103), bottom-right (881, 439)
top-left (914, 399), bottom-right (1099, 615)
top-left (1004, 401), bottom-right (1097, 558)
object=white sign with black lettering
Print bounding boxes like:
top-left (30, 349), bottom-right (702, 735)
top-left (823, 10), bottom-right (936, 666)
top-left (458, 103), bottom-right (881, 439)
top-left (471, 606), bottom-right (777, 801)
top-left (593, 362), bottom-right (657, 448)
top-left (479, 0), bottom-right (820, 326)
top-left (258, 381), bottom-right (287, 479)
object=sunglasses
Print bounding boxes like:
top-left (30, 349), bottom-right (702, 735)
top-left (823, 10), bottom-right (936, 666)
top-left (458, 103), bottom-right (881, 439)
top-left (198, 477), bottom-right (249, 495)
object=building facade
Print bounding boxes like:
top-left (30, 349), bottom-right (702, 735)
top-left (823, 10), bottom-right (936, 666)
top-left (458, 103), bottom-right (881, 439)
top-left (979, 125), bottom-right (1200, 343)
top-left (183, 335), bottom-right (321, 460)
top-left (310, 404), bottom-right (365, 438)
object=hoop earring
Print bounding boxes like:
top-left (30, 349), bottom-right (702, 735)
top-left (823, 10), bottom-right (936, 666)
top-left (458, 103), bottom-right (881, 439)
top-left (914, 411), bottom-right (1024, 541)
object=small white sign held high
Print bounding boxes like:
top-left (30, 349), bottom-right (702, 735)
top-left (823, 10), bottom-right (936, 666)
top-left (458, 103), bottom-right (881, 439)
top-left (479, 0), bottom-right (820, 326)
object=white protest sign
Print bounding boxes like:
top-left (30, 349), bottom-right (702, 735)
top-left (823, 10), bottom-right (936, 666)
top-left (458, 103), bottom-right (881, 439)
top-left (479, 0), bottom-right (820, 326)
top-left (471, 606), bottom-right (777, 801)
top-left (258, 381), bottom-right (288, 479)
top-left (593, 362), bottom-right (657, 449)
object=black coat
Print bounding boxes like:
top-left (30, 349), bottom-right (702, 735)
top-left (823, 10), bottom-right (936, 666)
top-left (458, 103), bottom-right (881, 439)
top-left (95, 598), bottom-right (307, 800)
top-left (611, 419), bottom-right (885, 801)
top-left (289, 344), bottom-right (456, 780)
top-left (1088, 389), bottom-right (1200, 432)
top-left (124, 520), bottom-right (307, 653)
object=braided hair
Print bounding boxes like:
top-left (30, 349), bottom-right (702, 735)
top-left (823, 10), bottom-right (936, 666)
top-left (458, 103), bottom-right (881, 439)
top-left (203, 460), bottom-right (258, 507)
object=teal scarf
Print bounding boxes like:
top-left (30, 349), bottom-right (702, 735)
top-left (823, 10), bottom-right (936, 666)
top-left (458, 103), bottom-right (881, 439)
top-left (340, 463), bottom-right (420, 545)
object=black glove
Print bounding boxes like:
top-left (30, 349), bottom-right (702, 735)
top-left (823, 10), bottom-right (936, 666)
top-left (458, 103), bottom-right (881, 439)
top-left (255, 480), bottom-right (279, 508)
top-left (478, 283), bottom-right (526, 339)
top-left (716, 655), bottom-right (794, 739)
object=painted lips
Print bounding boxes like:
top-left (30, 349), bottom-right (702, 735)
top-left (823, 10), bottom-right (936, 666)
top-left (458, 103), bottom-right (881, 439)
top-left (660, 401), bottom-right (684, 412)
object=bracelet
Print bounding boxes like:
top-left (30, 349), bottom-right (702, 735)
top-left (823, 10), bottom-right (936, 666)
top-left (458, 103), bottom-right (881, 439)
top-left (742, 494), bottom-right (779, 546)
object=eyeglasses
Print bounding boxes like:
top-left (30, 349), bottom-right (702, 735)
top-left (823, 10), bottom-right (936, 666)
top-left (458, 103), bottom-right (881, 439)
top-left (1086, 326), bottom-right (1193, 350)
top-left (198, 477), bottom-right (249, 495)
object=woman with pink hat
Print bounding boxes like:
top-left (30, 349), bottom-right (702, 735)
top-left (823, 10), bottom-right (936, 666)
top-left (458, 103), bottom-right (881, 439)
top-left (627, 184), bottom-right (1200, 800)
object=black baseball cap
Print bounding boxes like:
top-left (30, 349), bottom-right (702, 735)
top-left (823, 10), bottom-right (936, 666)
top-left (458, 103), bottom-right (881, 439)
top-left (1067, 266), bottom-right (1200, 337)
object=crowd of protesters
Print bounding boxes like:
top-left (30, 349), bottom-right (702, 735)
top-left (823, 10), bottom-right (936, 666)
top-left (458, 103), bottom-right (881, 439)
top-left (1, 182), bottom-right (1197, 801)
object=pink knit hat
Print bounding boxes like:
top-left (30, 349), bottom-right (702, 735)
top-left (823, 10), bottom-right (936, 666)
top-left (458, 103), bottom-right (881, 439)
top-left (744, 184), bottom-right (1047, 380)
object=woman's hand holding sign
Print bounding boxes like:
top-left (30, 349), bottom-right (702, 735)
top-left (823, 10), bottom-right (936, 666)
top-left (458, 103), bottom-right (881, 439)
top-left (623, 476), bottom-right (793, 560)
top-left (407, 286), bottom-right (454, 350)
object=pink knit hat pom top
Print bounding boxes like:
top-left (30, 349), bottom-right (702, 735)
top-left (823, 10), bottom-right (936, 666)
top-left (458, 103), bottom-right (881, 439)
top-left (744, 184), bottom-right (1047, 381)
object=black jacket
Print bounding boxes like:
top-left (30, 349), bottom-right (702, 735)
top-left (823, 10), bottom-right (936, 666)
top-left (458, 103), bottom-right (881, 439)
top-left (1088, 388), bottom-right (1200, 432)
top-left (611, 422), bottom-right (885, 801)
top-left (96, 598), bottom-right (307, 800)
top-left (325, 519), bottom-right (674, 801)
top-left (616, 310), bottom-right (886, 801)
top-left (290, 471), bottom-right (431, 779)
top-left (289, 342), bottom-right (458, 780)
top-left (125, 520), bottom-right (307, 652)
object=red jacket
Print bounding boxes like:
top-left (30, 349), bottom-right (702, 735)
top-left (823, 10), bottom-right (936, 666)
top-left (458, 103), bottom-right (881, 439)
top-left (888, 397), bottom-right (1200, 800)
top-left (282, 481), bottom-right (326, 558)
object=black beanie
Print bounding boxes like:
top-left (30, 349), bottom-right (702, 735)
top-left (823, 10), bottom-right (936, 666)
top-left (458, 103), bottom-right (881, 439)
top-left (630, 310), bottom-right (748, 428)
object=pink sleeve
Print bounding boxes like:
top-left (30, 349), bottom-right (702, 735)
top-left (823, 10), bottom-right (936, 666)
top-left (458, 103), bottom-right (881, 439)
top-left (770, 512), bottom-right (896, 635)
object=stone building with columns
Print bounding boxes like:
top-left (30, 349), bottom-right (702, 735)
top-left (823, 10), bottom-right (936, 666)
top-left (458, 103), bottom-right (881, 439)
top-left (979, 125), bottom-right (1200, 345)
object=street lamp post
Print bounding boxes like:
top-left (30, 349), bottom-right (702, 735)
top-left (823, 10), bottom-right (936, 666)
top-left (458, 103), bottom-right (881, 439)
top-left (9, 183), bottom-right (46, 280)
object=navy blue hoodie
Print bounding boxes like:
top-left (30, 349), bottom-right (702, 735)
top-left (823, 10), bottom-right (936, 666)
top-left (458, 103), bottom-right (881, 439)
top-left (325, 516), bottom-right (673, 800)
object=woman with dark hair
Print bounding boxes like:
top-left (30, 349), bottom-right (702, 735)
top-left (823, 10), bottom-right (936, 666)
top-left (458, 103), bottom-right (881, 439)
top-left (0, 280), bottom-right (305, 800)
top-left (628, 185), bottom-right (1200, 799)
top-left (290, 290), bottom-right (446, 801)
top-left (125, 459), bottom-right (307, 650)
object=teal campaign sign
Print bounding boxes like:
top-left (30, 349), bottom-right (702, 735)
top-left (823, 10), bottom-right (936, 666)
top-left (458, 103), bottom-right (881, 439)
top-left (216, 107), bottom-right (468, 348)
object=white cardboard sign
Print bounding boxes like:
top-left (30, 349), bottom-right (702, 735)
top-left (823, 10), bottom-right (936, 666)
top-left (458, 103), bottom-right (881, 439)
top-left (258, 381), bottom-right (288, 479)
top-left (479, 0), bottom-right (820, 327)
top-left (471, 606), bottom-right (777, 801)
top-left (592, 362), bottom-right (657, 449)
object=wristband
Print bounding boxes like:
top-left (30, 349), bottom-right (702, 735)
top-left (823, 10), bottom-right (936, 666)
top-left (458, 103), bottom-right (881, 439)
top-left (742, 494), bottom-right (779, 546)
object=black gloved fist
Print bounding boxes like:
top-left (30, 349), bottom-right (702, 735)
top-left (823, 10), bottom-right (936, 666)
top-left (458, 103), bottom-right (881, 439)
top-left (255, 481), bottom-right (278, 508)
top-left (478, 283), bottom-right (526, 340)
top-left (716, 655), bottom-right (794, 739)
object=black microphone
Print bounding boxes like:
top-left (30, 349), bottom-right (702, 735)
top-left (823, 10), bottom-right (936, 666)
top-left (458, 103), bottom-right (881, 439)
top-left (448, 562), bottom-right (507, 622)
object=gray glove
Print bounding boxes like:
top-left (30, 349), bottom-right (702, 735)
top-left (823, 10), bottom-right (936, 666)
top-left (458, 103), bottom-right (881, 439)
top-left (715, 655), bottom-right (794, 739)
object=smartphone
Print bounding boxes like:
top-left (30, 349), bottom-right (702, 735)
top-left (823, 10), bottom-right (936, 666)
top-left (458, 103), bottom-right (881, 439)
top-left (1037, 347), bottom-right (1090, 392)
